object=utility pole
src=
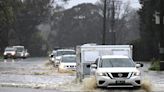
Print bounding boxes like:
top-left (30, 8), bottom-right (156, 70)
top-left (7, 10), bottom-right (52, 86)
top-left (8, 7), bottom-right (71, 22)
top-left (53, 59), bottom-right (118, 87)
top-left (160, 0), bottom-right (164, 70)
top-left (102, 0), bottom-right (107, 45)
top-left (111, 0), bottom-right (115, 45)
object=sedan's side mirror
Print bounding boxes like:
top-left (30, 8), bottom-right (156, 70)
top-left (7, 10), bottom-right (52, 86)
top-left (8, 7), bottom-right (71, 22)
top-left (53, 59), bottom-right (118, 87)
top-left (136, 63), bottom-right (144, 68)
top-left (50, 54), bottom-right (54, 57)
top-left (140, 63), bottom-right (144, 67)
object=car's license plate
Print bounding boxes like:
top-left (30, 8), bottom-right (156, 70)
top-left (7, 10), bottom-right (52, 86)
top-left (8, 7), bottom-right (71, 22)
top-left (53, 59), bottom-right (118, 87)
top-left (7, 54), bottom-right (11, 57)
top-left (116, 80), bottom-right (125, 84)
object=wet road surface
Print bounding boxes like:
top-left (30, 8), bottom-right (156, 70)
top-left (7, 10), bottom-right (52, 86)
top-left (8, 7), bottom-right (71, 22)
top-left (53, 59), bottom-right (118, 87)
top-left (0, 87), bottom-right (61, 92)
top-left (0, 58), bottom-right (75, 91)
top-left (0, 58), bottom-right (164, 92)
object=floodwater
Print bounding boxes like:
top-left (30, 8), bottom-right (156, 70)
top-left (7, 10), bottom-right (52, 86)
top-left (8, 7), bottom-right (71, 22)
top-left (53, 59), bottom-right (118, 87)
top-left (0, 87), bottom-right (61, 92)
top-left (0, 58), bottom-right (75, 89)
top-left (0, 58), bottom-right (164, 92)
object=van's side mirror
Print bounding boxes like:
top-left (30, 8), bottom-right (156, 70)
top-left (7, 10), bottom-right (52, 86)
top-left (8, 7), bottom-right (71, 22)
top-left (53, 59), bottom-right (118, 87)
top-left (91, 64), bottom-right (97, 69)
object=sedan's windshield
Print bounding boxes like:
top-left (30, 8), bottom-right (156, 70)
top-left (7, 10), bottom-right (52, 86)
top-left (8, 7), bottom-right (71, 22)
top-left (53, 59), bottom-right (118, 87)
top-left (57, 51), bottom-right (75, 56)
top-left (16, 48), bottom-right (24, 52)
top-left (99, 58), bottom-right (135, 67)
top-left (62, 56), bottom-right (76, 63)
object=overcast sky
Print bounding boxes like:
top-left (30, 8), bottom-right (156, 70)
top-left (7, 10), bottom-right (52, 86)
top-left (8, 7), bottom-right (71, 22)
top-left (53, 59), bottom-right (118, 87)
top-left (64, 0), bottom-right (141, 9)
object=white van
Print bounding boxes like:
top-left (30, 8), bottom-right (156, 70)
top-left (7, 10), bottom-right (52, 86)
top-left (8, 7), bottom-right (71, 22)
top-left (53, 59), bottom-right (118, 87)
top-left (76, 45), bottom-right (133, 78)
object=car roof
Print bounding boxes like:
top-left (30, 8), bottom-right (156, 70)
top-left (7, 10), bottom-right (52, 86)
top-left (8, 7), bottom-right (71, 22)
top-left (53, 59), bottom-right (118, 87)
top-left (62, 55), bottom-right (76, 57)
top-left (5, 47), bottom-right (16, 50)
top-left (13, 46), bottom-right (24, 47)
top-left (56, 49), bottom-right (75, 52)
top-left (101, 55), bottom-right (129, 59)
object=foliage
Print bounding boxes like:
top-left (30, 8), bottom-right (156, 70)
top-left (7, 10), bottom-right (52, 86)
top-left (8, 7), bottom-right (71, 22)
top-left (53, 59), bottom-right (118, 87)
top-left (149, 58), bottom-right (160, 71)
top-left (0, 0), bottom-right (22, 53)
top-left (10, 0), bottom-right (54, 56)
top-left (48, 3), bottom-right (140, 49)
top-left (129, 39), bottom-right (143, 61)
top-left (0, 55), bottom-right (3, 60)
top-left (96, 0), bottom-right (140, 44)
top-left (138, 0), bottom-right (161, 60)
top-left (48, 4), bottom-right (103, 48)
top-left (0, 0), bottom-right (67, 56)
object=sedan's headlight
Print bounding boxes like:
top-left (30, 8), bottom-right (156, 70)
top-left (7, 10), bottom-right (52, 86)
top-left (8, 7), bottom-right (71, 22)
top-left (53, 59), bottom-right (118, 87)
top-left (133, 72), bottom-right (141, 76)
top-left (21, 54), bottom-right (24, 56)
top-left (4, 53), bottom-right (7, 55)
top-left (97, 72), bottom-right (106, 76)
top-left (51, 58), bottom-right (55, 61)
top-left (55, 59), bottom-right (60, 63)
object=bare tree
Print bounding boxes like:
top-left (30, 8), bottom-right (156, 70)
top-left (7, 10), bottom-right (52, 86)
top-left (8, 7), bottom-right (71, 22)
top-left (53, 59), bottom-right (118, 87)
top-left (96, 0), bottom-right (139, 44)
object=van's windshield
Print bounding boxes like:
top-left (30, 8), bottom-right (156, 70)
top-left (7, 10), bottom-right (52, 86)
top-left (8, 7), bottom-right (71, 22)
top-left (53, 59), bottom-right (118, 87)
top-left (99, 58), bottom-right (135, 67)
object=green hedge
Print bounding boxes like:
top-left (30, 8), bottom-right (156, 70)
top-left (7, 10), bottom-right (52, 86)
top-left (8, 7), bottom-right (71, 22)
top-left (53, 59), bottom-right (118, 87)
top-left (149, 59), bottom-right (160, 71)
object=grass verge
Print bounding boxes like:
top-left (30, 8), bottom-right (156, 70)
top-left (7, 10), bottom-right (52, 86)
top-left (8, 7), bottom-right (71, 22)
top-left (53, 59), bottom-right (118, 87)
top-left (0, 55), bottom-right (3, 61)
top-left (149, 59), bottom-right (160, 71)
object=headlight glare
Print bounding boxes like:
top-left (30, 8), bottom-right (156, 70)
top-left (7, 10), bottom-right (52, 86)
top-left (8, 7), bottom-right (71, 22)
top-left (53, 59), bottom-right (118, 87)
top-left (51, 58), bottom-right (55, 61)
top-left (133, 72), bottom-right (141, 76)
top-left (97, 72), bottom-right (106, 76)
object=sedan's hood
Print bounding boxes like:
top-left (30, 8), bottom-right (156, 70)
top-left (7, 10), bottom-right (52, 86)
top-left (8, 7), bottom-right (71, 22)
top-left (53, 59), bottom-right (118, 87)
top-left (97, 67), bottom-right (139, 73)
top-left (60, 63), bottom-right (76, 66)
top-left (56, 56), bottom-right (62, 60)
top-left (4, 51), bottom-right (15, 53)
top-left (4, 51), bottom-right (15, 55)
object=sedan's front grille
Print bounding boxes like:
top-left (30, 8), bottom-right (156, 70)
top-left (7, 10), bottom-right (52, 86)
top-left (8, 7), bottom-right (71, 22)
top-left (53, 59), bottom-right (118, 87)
top-left (6, 53), bottom-right (12, 55)
top-left (111, 73), bottom-right (129, 78)
top-left (66, 65), bottom-right (76, 68)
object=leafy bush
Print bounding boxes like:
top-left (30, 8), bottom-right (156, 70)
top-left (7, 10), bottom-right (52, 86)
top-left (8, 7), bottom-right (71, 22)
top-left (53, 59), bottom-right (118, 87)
top-left (0, 55), bottom-right (3, 59)
top-left (149, 58), bottom-right (160, 71)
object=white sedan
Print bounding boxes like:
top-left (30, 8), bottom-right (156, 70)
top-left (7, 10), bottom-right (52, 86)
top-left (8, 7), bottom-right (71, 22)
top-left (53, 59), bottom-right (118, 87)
top-left (58, 55), bottom-right (76, 71)
top-left (91, 55), bottom-right (143, 88)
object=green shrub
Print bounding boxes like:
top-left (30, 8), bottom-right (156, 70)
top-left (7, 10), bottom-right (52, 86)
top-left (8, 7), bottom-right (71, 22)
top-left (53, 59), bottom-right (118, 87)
top-left (149, 58), bottom-right (160, 71)
top-left (0, 55), bottom-right (3, 59)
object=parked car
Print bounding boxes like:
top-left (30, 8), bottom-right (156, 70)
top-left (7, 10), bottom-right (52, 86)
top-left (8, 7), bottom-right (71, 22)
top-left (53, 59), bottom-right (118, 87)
top-left (49, 49), bottom-right (76, 66)
top-left (58, 55), bottom-right (76, 71)
top-left (3, 47), bottom-right (17, 59)
top-left (13, 46), bottom-right (29, 59)
top-left (24, 49), bottom-right (30, 58)
top-left (91, 55), bottom-right (143, 88)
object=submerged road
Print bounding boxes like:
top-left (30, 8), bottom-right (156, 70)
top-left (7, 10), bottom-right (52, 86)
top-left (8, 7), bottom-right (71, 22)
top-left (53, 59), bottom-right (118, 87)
top-left (0, 58), bottom-right (163, 92)
top-left (0, 58), bottom-right (75, 92)
top-left (0, 87), bottom-right (61, 92)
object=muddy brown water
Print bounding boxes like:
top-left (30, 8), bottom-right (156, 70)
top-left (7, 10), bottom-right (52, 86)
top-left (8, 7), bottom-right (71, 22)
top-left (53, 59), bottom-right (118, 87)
top-left (0, 58), bottom-right (164, 92)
